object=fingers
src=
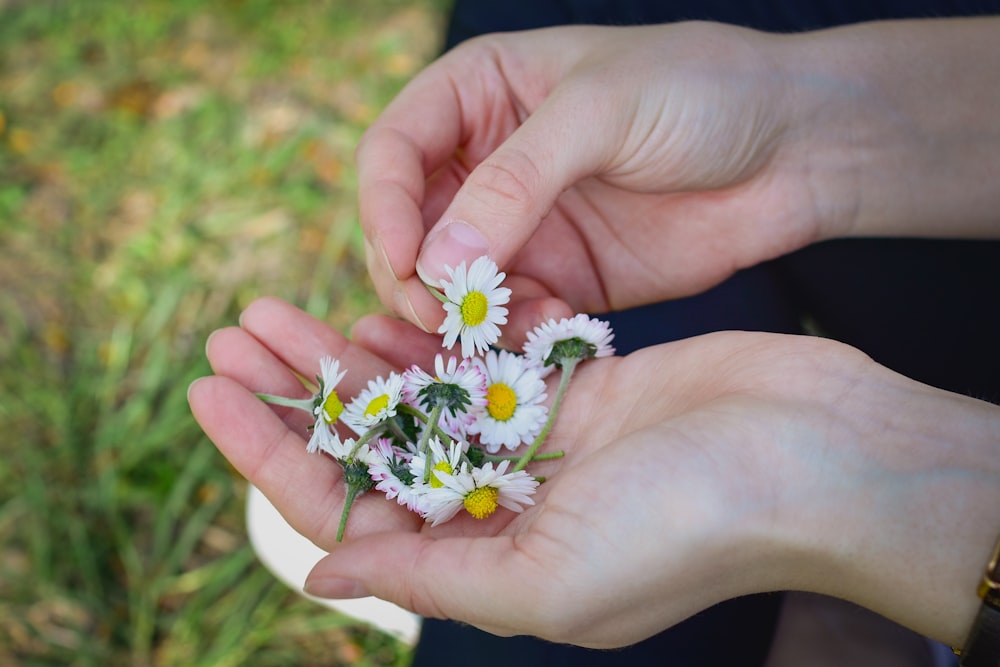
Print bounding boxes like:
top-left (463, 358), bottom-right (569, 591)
top-left (238, 297), bottom-right (380, 381)
top-left (349, 313), bottom-right (442, 370)
top-left (192, 297), bottom-right (428, 548)
top-left (303, 531), bottom-right (552, 639)
top-left (348, 293), bottom-right (573, 369)
top-left (188, 375), bottom-right (352, 548)
top-left (358, 30), bottom-right (617, 331)
top-left (413, 87), bottom-right (609, 287)
top-left (356, 54), bottom-right (467, 329)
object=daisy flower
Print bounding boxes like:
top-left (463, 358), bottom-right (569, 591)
top-left (306, 356), bottom-right (347, 454)
top-left (523, 314), bottom-right (615, 374)
top-left (408, 435), bottom-right (468, 489)
top-left (437, 256), bottom-right (511, 358)
top-left (469, 350), bottom-right (548, 453)
top-left (421, 460), bottom-right (539, 526)
top-left (342, 371), bottom-right (405, 436)
top-left (368, 438), bottom-right (425, 513)
top-left (403, 353), bottom-right (487, 432)
top-left (315, 435), bottom-right (374, 466)
top-left (326, 436), bottom-right (377, 543)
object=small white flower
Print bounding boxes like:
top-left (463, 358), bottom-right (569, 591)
top-left (316, 436), bottom-right (374, 466)
top-left (421, 460), bottom-right (539, 526)
top-left (403, 353), bottom-right (487, 433)
top-left (368, 438), bottom-right (425, 513)
top-left (408, 435), bottom-right (467, 490)
top-left (469, 350), bottom-right (548, 453)
top-left (306, 356), bottom-right (347, 454)
top-left (523, 314), bottom-right (615, 375)
top-left (342, 372), bottom-right (405, 436)
top-left (437, 256), bottom-right (511, 358)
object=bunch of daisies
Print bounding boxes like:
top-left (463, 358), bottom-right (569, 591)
top-left (258, 256), bottom-right (614, 540)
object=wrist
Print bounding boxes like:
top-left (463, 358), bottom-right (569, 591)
top-left (778, 17), bottom-right (1000, 240)
top-left (760, 356), bottom-right (1000, 644)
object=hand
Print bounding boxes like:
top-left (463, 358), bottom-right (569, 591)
top-left (358, 19), bottom-right (1000, 346)
top-left (189, 297), bottom-right (1000, 648)
top-left (358, 22), bottom-right (829, 345)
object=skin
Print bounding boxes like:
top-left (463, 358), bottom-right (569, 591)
top-left (191, 16), bottom-right (1000, 651)
top-left (356, 19), bottom-right (1000, 345)
top-left (189, 298), bottom-right (1000, 649)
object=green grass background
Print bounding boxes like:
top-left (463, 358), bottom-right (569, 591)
top-left (0, 1), bottom-right (449, 664)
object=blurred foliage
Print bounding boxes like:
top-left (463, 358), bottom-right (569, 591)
top-left (0, 0), bottom-right (449, 664)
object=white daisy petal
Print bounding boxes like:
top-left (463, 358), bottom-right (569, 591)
top-left (313, 356), bottom-right (348, 425)
top-left (315, 436), bottom-right (374, 466)
top-left (469, 350), bottom-right (548, 453)
top-left (368, 438), bottom-right (426, 513)
top-left (408, 436), bottom-right (467, 488)
top-left (402, 354), bottom-right (486, 433)
top-left (342, 372), bottom-right (405, 435)
top-left (420, 460), bottom-right (539, 526)
top-left (523, 314), bottom-right (615, 374)
top-left (437, 256), bottom-right (511, 358)
top-left (306, 418), bottom-right (340, 455)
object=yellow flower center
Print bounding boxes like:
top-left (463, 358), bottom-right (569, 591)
top-left (463, 486), bottom-right (500, 520)
top-left (364, 393), bottom-right (390, 417)
top-left (322, 390), bottom-right (344, 424)
top-left (430, 461), bottom-right (452, 489)
top-left (460, 291), bottom-right (488, 326)
top-left (486, 382), bottom-right (517, 421)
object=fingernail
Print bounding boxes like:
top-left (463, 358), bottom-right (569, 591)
top-left (365, 235), bottom-right (398, 282)
top-left (204, 329), bottom-right (219, 355)
top-left (186, 377), bottom-right (205, 403)
top-left (417, 221), bottom-right (489, 286)
top-left (394, 284), bottom-right (431, 333)
top-left (303, 576), bottom-right (371, 600)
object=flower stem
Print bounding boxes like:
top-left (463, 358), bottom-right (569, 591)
top-left (424, 281), bottom-right (449, 304)
top-left (336, 483), bottom-right (363, 542)
top-left (354, 424), bottom-right (385, 449)
top-left (256, 393), bottom-right (314, 413)
top-left (419, 402), bottom-right (445, 483)
top-left (484, 451), bottom-right (565, 464)
top-left (397, 403), bottom-right (453, 441)
top-left (514, 357), bottom-right (578, 472)
top-left (386, 418), bottom-right (410, 443)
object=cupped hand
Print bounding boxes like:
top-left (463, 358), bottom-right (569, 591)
top-left (358, 22), bottom-right (845, 344)
top-left (193, 299), bottom-right (1000, 649)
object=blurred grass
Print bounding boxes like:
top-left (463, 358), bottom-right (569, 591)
top-left (0, 0), bottom-right (449, 664)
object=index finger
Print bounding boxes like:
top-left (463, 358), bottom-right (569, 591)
top-left (355, 56), bottom-right (465, 311)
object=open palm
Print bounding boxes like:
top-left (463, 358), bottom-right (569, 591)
top-left (189, 296), bottom-right (947, 647)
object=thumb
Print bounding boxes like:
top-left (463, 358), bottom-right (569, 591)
top-left (303, 531), bottom-right (550, 638)
top-left (416, 88), bottom-right (608, 286)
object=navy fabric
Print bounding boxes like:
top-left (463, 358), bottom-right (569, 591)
top-left (413, 593), bottom-right (784, 667)
top-left (446, 0), bottom-right (1000, 36)
top-left (410, 2), bottom-right (1000, 665)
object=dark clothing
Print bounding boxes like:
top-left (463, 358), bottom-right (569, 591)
top-left (411, 2), bottom-right (1000, 665)
top-left (446, 0), bottom-right (1000, 37)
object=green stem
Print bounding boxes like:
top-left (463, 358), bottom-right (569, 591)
top-left (335, 484), bottom-right (364, 542)
top-left (256, 393), bottom-right (314, 413)
top-left (397, 403), bottom-right (453, 441)
top-left (425, 281), bottom-right (449, 304)
top-left (484, 451), bottom-right (565, 464)
top-left (354, 424), bottom-right (385, 450)
top-left (386, 418), bottom-right (410, 443)
top-left (513, 357), bottom-right (579, 472)
top-left (419, 403), bottom-right (445, 483)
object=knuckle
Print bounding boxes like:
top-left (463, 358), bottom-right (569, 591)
top-left (469, 150), bottom-right (541, 215)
